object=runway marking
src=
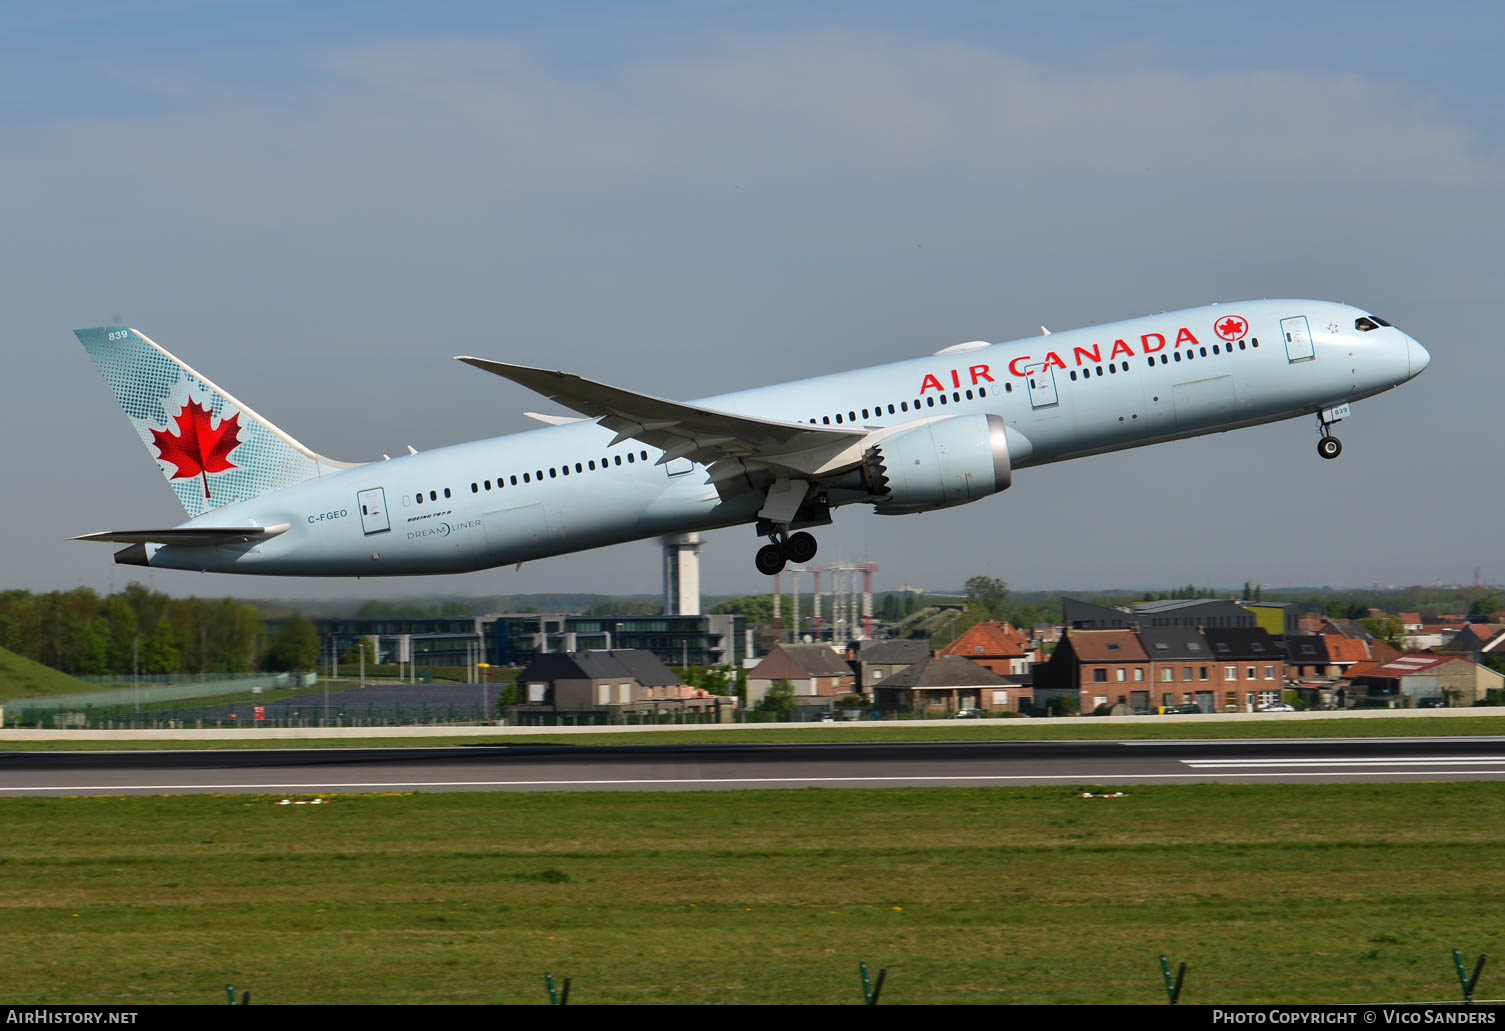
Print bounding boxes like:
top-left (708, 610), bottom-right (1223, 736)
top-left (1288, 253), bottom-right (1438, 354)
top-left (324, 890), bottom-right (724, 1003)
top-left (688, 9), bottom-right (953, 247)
top-left (1181, 757), bottom-right (1505, 768)
top-left (7, 769), bottom-right (1505, 792)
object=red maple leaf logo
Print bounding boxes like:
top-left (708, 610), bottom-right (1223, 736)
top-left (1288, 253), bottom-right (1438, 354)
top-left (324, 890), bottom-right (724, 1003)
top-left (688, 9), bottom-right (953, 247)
top-left (149, 398), bottom-right (242, 498)
top-left (1215, 316), bottom-right (1248, 341)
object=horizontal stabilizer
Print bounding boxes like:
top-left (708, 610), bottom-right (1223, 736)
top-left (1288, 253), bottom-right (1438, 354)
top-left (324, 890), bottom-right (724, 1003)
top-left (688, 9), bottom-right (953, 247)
top-left (71, 523), bottom-right (291, 546)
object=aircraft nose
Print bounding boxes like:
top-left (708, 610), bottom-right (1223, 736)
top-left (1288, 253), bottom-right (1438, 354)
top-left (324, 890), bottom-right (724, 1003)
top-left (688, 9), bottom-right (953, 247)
top-left (1406, 335), bottom-right (1431, 378)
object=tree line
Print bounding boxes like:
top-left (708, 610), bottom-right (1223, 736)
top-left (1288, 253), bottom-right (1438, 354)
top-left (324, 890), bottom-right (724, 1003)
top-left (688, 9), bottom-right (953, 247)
top-left (0, 585), bottom-right (322, 676)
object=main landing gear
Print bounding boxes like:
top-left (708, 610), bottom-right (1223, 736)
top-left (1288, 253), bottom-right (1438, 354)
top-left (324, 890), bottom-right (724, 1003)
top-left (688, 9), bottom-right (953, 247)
top-left (1315, 408), bottom-right (1346, 460)
top-left (754, 528), bottom-right (819, 575)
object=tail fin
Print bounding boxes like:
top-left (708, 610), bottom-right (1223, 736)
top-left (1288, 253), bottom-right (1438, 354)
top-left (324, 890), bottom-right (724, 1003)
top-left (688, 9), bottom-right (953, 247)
top-left (75, 327), bottom-right (360, 518)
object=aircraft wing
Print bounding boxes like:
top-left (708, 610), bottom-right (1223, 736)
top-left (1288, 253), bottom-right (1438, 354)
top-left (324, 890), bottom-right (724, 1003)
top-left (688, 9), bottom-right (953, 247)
top-left (71, 524), bottom-right (291, 546)
top-left (455, 358), bottom-right (866, 473)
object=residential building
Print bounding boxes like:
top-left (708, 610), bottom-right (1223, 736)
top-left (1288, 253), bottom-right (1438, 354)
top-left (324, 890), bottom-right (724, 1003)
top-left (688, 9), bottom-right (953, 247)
top-left (1202, 628), bottom-right (1287, 710)
top-left (1439, 623), bottom-right (1505, 660)
top-left (1282, 635), bottom-right (1334, 681)
top-left (1137, 627), bottom-right (1220, 708)
top-left (848, 638), bottom-right (932, 695)
top-left (937, 620), bottom-right (1038, 675)
top-left (745, 644), bottom-right (857, 707)
top-left (874, 654), bottom-right (1025, 714)
top-left (1033, 629), bottom-right (1151, 714)
top-left (1036, 626), bottom-right (1288, 713)
top-left (510, 649), bottom-right (735, 720)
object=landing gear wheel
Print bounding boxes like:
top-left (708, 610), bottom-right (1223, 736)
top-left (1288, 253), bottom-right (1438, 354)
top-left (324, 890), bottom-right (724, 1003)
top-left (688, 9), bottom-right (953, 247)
top-left (784, 531), bottom-right (818, 564)
top-left (1317, 435), bottom-right (1342, 460)
top-left (755, 544), bottom-right (787, 576)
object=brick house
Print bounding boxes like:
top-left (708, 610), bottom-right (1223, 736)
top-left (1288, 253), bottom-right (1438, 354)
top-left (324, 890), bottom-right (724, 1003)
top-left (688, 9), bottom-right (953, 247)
top-left (1137, 627), bottom-right (1221, 709)
top-left (1036, 626), bottom-right (1288, 713)
top-left (746, 644), bottom-right (857, 707)
top-left (937, 620), bottom-right (1038, 675)
top-left (1201, 628), bottom-right (1287, 710)
top-left (1034, 629), bottom-right (1150, 714)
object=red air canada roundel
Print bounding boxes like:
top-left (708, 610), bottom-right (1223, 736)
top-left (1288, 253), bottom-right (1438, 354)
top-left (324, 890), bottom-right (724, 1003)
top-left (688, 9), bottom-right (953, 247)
top-left (1214, 315), bottom-right (1249, 342)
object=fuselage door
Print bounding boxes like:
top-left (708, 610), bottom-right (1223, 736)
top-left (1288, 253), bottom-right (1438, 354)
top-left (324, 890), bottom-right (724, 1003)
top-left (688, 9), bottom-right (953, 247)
top-left (357, 488), bottom-right (390, 535)
top-left (1280, 316), bottom-right (1314, 362)
top-left (1025, 362), bottom-right (1059, 409)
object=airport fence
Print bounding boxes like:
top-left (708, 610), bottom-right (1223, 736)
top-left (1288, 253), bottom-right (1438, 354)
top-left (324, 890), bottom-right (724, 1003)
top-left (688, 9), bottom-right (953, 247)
top-left (100, 952), bottom-right (1505, 1006)
top-left (16, 674), bottom-right (298, 712)
top-left (1, 701), bottom-right (902, 729)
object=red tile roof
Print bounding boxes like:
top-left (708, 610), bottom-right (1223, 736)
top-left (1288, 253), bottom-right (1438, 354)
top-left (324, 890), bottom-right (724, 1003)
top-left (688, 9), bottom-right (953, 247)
top-left (1321, 635), bottom-right (1373, 665)
top-left (940, 620), bottom-right (1031, 658)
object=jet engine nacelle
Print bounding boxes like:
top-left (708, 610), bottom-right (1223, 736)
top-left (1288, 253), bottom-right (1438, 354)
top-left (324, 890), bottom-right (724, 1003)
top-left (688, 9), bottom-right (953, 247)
top-left (871, 413), bottom-right (1012, 514)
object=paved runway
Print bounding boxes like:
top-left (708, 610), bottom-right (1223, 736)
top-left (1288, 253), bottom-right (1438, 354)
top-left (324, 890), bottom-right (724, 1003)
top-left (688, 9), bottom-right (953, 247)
top-left (4, 736), bottom-right (1505, 795)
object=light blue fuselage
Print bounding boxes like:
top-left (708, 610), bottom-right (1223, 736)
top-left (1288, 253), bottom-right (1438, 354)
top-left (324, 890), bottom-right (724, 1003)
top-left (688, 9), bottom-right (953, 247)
top-left (143, 299), bottom-right (1428, 575)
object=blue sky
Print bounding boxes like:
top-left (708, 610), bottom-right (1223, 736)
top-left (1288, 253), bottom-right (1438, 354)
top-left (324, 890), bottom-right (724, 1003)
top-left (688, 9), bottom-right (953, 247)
top-left (5, 1), bottom-right (1501, 600)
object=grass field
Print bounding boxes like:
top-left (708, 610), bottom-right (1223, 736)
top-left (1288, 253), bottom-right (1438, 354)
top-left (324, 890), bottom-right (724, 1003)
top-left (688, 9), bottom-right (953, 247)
top-left (0, 646), bottom-right (97, 701)
top-left (2, 713), bottom-right (1504, 749)
top-left (2, 783), bottom-right (1502, 1005)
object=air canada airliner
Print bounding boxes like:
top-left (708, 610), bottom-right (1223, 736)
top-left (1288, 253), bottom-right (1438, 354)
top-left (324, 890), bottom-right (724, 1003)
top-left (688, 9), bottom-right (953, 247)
top-left (73, 299), bottom-right (1430, 577)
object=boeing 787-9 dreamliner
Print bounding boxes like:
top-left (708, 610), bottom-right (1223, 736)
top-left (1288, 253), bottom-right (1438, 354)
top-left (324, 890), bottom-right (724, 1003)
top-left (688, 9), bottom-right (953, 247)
top-left (72, 300), bottom-right (1430, 577)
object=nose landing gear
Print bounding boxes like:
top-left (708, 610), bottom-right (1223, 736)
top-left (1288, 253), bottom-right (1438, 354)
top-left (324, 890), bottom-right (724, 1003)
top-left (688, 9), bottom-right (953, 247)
top-left (1315, 404), bottom-right (1350, 460)
top-left (753, 529), bottom-right (820, 575)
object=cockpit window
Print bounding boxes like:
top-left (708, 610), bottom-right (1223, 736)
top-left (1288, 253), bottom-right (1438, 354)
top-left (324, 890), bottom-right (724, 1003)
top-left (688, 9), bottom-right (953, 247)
top-left (1355, 317), bottom-right (1379, 331)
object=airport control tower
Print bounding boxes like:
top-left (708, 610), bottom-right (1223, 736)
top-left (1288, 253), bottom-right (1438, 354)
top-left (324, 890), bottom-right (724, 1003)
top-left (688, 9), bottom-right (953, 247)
top-left (661, 532), bottom-right (704, 615)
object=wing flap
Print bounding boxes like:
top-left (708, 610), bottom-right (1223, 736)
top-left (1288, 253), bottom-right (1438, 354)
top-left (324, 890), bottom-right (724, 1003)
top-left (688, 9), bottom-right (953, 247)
top-left (72, 523), bottom-right (291, 546)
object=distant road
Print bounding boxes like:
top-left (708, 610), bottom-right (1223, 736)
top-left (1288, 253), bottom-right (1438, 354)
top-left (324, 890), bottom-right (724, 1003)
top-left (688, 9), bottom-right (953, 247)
top-left (3, 737), bottom-right (1505, 795)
